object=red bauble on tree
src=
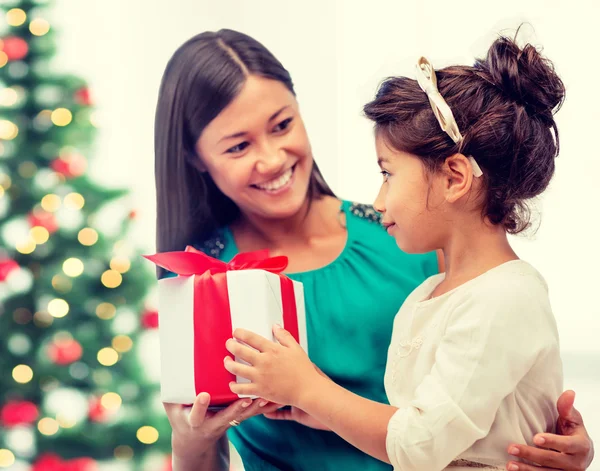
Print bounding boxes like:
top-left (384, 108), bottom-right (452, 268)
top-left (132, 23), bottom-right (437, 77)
top-left (32, 454), bottom-right (97, 471)
top-left (48, 338), bottom-right (83, 365)
top-left (50, 153), bottom-right (87, 179)
top-left (0, 400), bottom-right (39, 427)
top-left (88, 397), bottom-right (107, 423)
top-left (1, 36), bottom-right (29, 61)
top-left (28, 210), bottom-right (59, 234)
top-left (141, 309), bottom-right (159, 329)
top-left (0, 257), bottom-right (19, 282)
top-left (74, 87), bottom-right (93, 106)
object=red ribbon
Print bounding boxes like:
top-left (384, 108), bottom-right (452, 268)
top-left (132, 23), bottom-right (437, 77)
top-left (145, 247), bottom-right (300, 406)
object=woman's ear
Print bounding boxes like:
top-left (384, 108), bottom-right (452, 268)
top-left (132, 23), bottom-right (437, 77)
top-left (442, 154), bottom-right (474, 203)
top-left (185, 149), bottom-right (207, 172)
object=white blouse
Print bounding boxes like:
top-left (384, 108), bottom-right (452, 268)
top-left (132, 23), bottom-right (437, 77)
top-left (384, 260), bottom-right (563, 470)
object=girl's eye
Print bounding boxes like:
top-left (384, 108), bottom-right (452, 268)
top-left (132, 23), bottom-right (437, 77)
top-left (273, 118), bottom-right (293, 133)
top-left (380, 170), bottom-right (390, 182)
top-left (226, 142), bottom-right (250, 154)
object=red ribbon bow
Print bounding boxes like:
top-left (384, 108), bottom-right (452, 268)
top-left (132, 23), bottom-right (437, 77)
top-left (144, 246), bottom-right (288, 276)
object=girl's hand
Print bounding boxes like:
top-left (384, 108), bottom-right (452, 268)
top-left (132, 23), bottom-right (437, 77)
top-left (164, 392), bottom-right (275, 470)
top-left (264, 405), bottom-right (331, 431)
top-left (506, 390), bottom-right (594, 471)
top-left (224, 324), bottom-right (319, 406)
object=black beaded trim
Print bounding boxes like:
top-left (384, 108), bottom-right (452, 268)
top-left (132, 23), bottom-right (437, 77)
top-left (448, 459), bottom-right (500, 468)
top-left (349, 202), bottom-right (382, 224)
top-left (196, 230), bottom-right (226, 259)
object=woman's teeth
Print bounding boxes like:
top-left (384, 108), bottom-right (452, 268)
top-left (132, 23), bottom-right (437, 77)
top-left (255, 167), bottom-right (293, 191)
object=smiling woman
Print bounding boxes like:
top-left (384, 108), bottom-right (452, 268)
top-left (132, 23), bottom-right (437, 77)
top-left (194, 76), bottom-right (315, 218)
top-left (154, 30), bottom-right (334, 267)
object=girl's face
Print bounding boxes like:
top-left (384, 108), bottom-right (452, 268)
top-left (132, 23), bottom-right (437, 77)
top-left (373, 135), bottom-right (448, 254)
top-left (195, 75), bottom-right (314, 221)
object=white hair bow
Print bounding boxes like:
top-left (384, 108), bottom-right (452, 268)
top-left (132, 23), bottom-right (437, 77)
top-left (415, 57), bottom-right (483, 177)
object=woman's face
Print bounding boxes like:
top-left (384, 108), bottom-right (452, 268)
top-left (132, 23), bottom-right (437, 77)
top-left (195, 75), bottom-right (314, 221)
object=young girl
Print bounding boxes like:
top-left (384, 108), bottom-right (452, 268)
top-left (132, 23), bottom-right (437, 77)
top-left (223, 35), bottom-right (567, 470)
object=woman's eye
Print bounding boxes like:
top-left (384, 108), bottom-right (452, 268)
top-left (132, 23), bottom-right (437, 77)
top-left (273, 118), bottom-right (293, 133)
top-left (380, 170), bottom-right (390, 182)
top-left (226, 142), bottom-right (250, 154)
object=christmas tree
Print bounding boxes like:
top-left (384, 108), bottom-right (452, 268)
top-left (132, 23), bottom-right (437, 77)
top-left (0, 1), bottom-right (172, 469)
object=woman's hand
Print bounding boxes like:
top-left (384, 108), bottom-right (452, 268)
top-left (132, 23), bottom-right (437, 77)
top-left (506, 390), bottom-right (594, 471)
top-left (164, 392), bottom-right (275, 471)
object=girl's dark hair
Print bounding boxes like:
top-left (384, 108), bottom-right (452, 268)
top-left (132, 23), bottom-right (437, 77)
top-left (154, 29), bottom-right (334, 260)
top-left (364, 32), bottom-right (565, 233)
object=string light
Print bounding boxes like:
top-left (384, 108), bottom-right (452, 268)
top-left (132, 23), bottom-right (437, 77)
top-left (63, 257), bottom-right (84, 277)
top-left (114, 445), bottom-right (134, 460)
top-left (56, 414), bottom-right (77, 428)
top-left (6, 8), bottom-right (26, 26)
top-left (64, 192), bottom-right (84, 210)
top-left (110, 256), bottom-right (131, 274)
top-left (101, 270), bottom-right (122, 288)
top-left (136, 426), bottom-right (159, 444)
top-left (48, 298), bottom-right (69, 318)
top-left (18, 161), bottom-right (37, 178)
top-left (16, 238), bottom-right (36, 254)
top-left (96, 302), bottom-right (116, 320)
top-left (97, 347), bottom-right (119, 366)
top-left (51, 108), bottom-right (72, 126)
top-left (13, 308), bottom-right (33, 325)
top-left (33, 311), bottom-right (54, 328)
top-left (101, 392), bottom-right (122, 411)
top-left (30, 18), bottom-right (50, 36)
top-left (0, 120), bottom-right (18, 140)
top-left (12, 364), bottom-right (33, 384)
top-left (30, 226), bottom-right (49, 244)
top-left (0, 449), bottom-right (15, 468)
top-left (112, 335), bottom-right (133, 352)
top-left (0, 52), bottom-right (8, 68)
top-left (78, 227), bottom-right (98, 246)
top-left (41, 193), bottom-right (61, 212)
top-left (0, 87), bottom-right (18, 106)
top-left (52, 275), bottom-right (72, 293)
top-left (37, 417), bottom-right (59, 436)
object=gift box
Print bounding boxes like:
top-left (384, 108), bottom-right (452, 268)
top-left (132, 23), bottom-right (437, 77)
top-left (145, 247), bottom-right (308, 407)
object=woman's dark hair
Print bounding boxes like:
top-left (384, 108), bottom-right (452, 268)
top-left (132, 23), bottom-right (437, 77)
top-left (154, 29), bottom-right (334, 261)
top-left (363, 32), bottom-right (565, 233)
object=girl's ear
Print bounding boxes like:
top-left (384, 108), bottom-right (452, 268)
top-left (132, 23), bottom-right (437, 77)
top-left (442, 153), bottom-right (474, 203)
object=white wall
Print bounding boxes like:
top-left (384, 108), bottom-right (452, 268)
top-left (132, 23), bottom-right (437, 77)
top-left (50, 0), bottom-right (599, 467)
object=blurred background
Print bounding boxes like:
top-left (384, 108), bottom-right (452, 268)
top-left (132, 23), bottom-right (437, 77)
top-left (0, 0), bottom-right (598, 469)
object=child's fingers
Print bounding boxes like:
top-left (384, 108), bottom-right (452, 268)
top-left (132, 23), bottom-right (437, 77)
top-left (272, 324), bottom-right (297, 347)
top-left (224, 356), bottom-right (254, 380)
top-left (264, 409), bottom-right (294, 421)
top-left (226, 338), bottom-right (259, 364)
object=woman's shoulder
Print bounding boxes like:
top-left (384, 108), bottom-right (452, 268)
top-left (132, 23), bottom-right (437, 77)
top-left (345, 201), bottom-right (383, 225)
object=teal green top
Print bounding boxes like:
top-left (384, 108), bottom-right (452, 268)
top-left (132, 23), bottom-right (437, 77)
top-left (170, 201), bottom-right (438, 471)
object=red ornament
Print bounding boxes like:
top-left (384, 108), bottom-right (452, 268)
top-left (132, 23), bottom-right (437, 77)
top-left (128, 210), bottom-right (137, 220)
top-left (88, 397), bottom-right (107, 423)
top-left (0, 400), bottom-right (39, 427)
top-left (50, 153), bottom-right (87, 179)
top-left (142, 310), bottom-right (159, 329)
top-left (48, 338), bottom-right (83, 365)
top-left (0, 258), bottom-right (19, 282)
top-left (74, 87), bottom-right (93, 106)
top-left (28, 210), bottom-right (59, 234)
top-left (33, 454), bottom-right (97, 471)
top-left (1, 36), bottom-right (29, 61)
